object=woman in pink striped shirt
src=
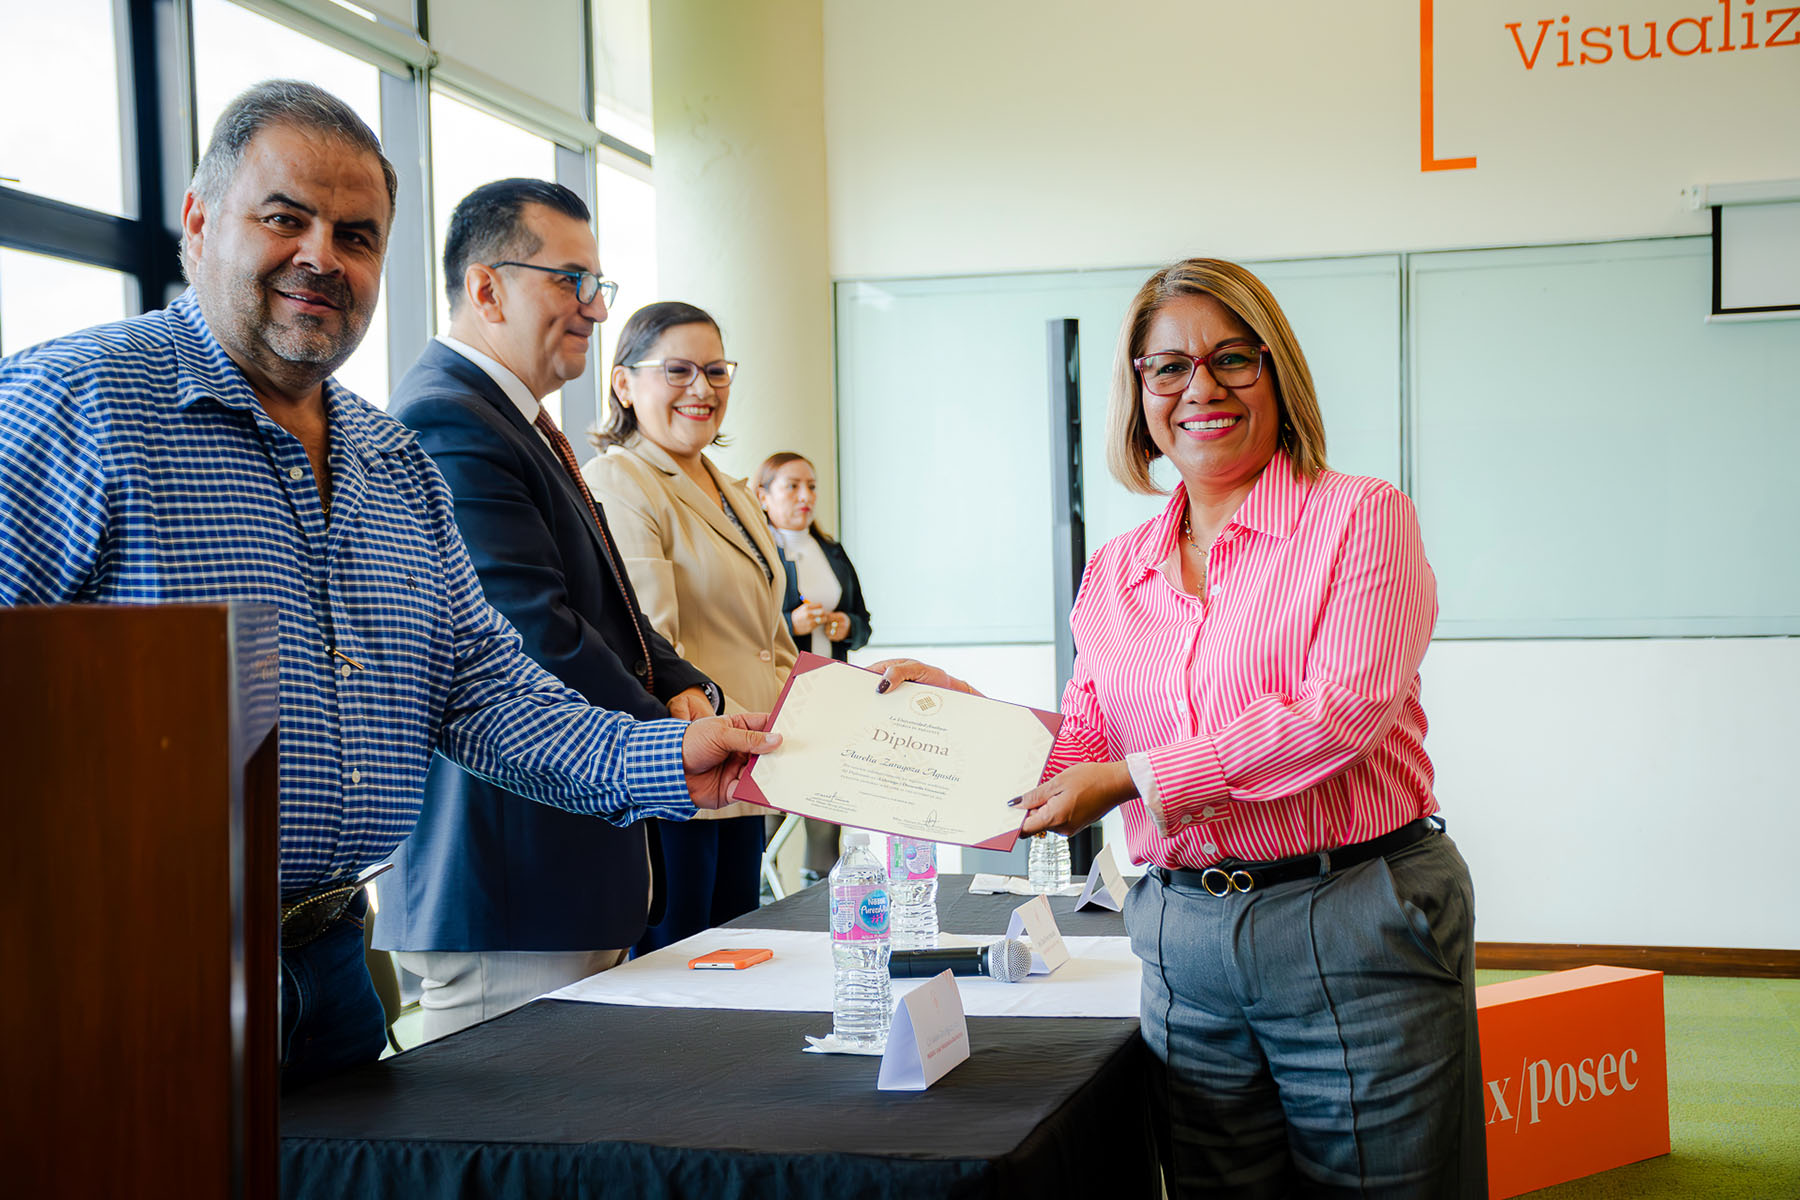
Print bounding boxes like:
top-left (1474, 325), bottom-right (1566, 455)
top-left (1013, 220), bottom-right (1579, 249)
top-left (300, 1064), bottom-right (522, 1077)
top-left (878, 259), bottom-right (1482, 1198)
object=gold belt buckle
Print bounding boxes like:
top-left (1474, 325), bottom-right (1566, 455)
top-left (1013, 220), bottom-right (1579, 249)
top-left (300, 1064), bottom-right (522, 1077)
top-left (280, 884), bottom-right (359, 947)
top-left (1199, 867), bottom-right (1256, 896)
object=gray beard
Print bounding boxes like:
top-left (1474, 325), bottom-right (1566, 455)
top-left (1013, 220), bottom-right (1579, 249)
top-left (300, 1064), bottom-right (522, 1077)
top-left (201, 267), bottom-right (369, 384)
top-left (258, 306), bottom-right (354, 366)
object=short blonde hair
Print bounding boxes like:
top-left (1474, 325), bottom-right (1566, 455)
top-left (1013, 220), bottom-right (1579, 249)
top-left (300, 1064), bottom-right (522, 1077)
top-left (1106, 258), bottom-right (1328, 494)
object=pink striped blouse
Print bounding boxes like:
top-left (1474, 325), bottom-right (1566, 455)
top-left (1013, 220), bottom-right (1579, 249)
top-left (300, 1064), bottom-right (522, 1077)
top-left (1043, 454), bottom-right (1438, 870)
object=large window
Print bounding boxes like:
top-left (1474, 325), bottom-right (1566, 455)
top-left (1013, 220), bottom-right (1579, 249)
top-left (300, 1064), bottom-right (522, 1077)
top-left (192, 0), bottom-right (390, 405)
top-left (0, 0), bottom-right (127, 217)
top-left (428, 90), bottom-right (560, 329)
top-left (1, 0), bottom-right (655, 432)
top-left (594, 156), bottom-right (657, 388)
top-left (0, 250), bottom-right (131, 358)
top-left (591, 0), bottom-right (655, 154)
top-left (429, 89), bottom-right (561, 415)
top-left (0, 0), bottom-right (133, 352)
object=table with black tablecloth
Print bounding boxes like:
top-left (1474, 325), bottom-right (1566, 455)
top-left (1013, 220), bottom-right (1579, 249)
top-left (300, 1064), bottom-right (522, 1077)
top-left (281, 875), bottom-right (1155, 1199)
top-left (729, 874), bottom-right (1136, 941)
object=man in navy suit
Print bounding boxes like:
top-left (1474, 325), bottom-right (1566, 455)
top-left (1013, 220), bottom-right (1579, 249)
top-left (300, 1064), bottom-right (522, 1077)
top-left (373, 179), bottom-right (718, 1040)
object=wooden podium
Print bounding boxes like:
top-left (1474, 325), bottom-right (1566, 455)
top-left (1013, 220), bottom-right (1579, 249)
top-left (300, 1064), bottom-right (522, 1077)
top-left (0, 604), bottom-right (280, 1199)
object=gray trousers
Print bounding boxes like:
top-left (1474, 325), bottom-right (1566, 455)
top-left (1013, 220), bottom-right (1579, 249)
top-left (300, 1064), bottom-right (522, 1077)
top-left (395, 948), bottom-right (627, 1044)
top-left (1125, 830), bottom-right (1486, 1199)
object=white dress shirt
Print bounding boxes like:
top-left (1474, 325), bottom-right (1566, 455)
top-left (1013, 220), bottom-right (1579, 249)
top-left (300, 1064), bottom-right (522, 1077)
top-left (436, 334), bottom-right (555, 451)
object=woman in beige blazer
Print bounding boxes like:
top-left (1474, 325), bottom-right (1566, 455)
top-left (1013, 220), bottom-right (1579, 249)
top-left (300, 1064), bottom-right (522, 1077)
top-left (583, 301), bottom-right (798, 951)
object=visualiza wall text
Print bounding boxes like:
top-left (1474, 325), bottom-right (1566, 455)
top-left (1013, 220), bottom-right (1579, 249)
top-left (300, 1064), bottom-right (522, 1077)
top-left (1506, 0), bottom-right (1799, 68)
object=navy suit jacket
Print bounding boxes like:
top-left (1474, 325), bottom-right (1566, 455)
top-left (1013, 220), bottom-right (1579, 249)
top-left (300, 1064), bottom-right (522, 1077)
top-left (372, 340), bottom-right (710, 952)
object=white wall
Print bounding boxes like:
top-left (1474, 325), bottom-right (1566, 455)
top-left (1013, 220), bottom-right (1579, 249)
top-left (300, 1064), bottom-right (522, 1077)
top-left (1427, 639), bottom-right (1800, 949)
top-left (816, 0), bottom-right (1800, 948)
top-left (857, 638), bottom-right (1800, 948)
top-left (823, 0), bottom-right (1799, 275)
top-left (649, 0), bottom-right (837, 503)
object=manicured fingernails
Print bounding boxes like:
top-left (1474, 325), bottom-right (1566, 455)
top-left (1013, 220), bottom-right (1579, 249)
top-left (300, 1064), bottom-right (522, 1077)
top-left (1007, 796), bottom-right (1023, 807)
top-left (876, 679), bottom-right (890, 694)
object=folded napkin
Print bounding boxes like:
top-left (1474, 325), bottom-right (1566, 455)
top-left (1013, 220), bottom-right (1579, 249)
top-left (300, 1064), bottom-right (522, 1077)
top-left (804, 1033), bottom-right (886, 1056)
top-left (969, 873), bottom-right (1084, 898)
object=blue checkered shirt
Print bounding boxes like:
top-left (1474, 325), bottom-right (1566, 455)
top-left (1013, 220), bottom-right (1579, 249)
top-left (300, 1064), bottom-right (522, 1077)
top-left (0, 291), bottom-right (695, 890)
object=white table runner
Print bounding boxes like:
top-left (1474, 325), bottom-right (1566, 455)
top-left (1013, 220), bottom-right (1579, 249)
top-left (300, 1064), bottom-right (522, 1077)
top-left (544, 927), bottom-right (1141, 1018)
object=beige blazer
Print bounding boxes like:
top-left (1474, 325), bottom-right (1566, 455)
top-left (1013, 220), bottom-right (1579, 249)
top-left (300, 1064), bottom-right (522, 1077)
top-left (583, 433), bottom-right (798, 819)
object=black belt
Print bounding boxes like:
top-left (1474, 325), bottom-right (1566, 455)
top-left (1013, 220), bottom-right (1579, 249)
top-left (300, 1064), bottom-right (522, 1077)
top-left (280, 878), bottom-right (368, 948)
top-left (1160, 817), bottom-right (1439, 898)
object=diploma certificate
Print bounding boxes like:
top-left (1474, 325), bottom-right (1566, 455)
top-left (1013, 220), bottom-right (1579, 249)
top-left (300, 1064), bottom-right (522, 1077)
top-left (734, 653), bottom-right (1061, 851)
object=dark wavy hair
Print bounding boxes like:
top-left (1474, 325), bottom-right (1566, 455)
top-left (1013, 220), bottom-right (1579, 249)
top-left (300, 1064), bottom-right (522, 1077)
top-left (589, 301), bottom-right (728, 451)
top-left (756, 451), bottom-right (835, 544)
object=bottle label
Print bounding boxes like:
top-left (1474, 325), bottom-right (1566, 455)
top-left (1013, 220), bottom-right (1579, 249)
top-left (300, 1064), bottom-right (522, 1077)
top-left (889, 838), bottom-right (937, 882)
top-left (831, 884), bottom-right (890, 940)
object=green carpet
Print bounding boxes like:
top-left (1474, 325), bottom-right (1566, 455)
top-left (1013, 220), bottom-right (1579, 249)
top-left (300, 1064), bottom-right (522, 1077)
top-left (1474, 971), bottom-right (1800, 1199)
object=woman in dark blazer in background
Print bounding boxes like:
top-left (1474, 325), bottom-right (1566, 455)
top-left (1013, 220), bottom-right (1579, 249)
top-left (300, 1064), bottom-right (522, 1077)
top-left (757, 452), bottom-right (871, 663)
top-left (757, 451), bottom-right (872, 881)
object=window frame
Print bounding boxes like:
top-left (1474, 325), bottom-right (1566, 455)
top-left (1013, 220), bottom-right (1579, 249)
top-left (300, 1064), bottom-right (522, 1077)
top-left (0, 0), bottom-right (648, 457)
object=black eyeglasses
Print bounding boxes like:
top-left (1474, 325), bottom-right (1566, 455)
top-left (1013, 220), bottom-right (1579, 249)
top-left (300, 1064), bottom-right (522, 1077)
top-left (1133, 341), bottom-right (1269, 395)
top-left (487, 261), bottom-right (617, 307)
top-left (627, 358), bottom-right (738, 388)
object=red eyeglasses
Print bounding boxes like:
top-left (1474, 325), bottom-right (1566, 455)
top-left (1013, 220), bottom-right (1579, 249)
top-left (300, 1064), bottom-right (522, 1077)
top-left (1132, 341), bottom-right (1269, 395)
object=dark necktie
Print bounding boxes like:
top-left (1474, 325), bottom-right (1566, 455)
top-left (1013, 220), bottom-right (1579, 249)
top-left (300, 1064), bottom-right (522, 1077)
top-left (533, 408), bottom-right (653, 692)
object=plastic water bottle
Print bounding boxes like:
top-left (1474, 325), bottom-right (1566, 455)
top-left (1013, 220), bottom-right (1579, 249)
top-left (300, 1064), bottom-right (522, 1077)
top-left (888, 836), bottom-right (939, 950)
top-left (1027, 832), bottom-right (1071, 893)
top-left (829, 831), bottom-right (892, 1048)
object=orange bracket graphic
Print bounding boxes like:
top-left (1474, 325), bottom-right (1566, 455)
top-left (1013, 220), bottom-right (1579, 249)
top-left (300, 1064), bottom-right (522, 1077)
top-left (1420, 0), bottom-right (1477, 171)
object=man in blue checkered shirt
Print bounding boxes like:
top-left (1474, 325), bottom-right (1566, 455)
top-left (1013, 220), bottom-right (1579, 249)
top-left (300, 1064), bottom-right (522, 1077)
top-left (0, 80), bottom-right (778, 1087)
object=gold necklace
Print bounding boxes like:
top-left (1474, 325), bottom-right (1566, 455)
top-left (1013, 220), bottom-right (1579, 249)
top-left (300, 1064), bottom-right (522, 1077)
top-left (1181, 512), bottom-right (1208, 590)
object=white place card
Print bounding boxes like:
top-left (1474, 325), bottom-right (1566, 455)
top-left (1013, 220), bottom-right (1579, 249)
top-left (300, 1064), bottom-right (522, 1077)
top-left (877, 969), bottom-right (970, 1091)
top-left (1006, 894), bottom-right (1071, 975)
top-left (969, 873), bottom-right (1082, 898)
top-left (1074, 843), bottom-right (1128, 912)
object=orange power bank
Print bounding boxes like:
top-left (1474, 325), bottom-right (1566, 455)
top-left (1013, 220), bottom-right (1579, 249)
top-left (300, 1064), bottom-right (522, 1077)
top-left (687, 947), bottom-right (773, 970)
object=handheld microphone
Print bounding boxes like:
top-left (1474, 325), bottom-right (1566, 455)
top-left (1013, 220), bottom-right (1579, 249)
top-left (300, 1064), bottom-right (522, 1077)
top-left (889, 938), bottom-right (1033, 983)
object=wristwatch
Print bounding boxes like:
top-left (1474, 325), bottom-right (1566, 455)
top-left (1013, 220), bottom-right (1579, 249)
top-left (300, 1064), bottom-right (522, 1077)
top-left (701, 680), bottom-right (725, 714)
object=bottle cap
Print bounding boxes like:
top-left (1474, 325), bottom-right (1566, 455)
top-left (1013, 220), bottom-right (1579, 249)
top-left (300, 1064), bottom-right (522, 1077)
top-left (843, 830), bottom-right (870, 847)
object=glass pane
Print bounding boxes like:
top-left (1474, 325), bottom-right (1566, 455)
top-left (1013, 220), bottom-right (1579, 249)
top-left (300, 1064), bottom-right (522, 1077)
top-left (0, 0), bottom-right (126, 215)
top-left (0, 250), bottom-right (133, 357)
top-left (192, 0), bottom-right (383, 154)
top-left (594, 158), bottom-right (657, 399)
top-left (191, 0), bottom-right (390, 404)
top-left (334, 284), bottom-right (389, 409)
top-left (429, 90), bottom-right (559, 417)
top-left (429, 90), bottom-right (560, 332)
top-left (591, 0), bottom-right (654, 154)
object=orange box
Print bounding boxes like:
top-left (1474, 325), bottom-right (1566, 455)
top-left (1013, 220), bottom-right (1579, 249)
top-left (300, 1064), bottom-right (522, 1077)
top-left (1476, 966), bottom-right (1669, 1199)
